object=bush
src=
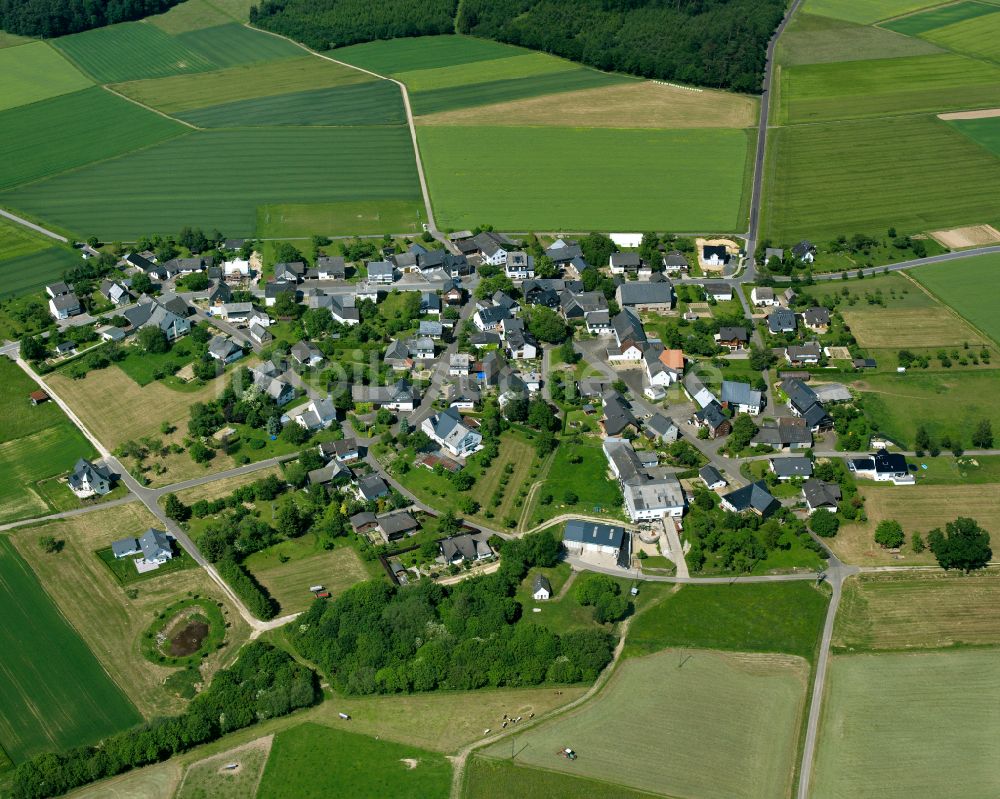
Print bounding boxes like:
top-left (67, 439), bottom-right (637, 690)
top-left (217, 559), bottom-right (278, 620)
top-left (810, 509), bottom-right (840, 538)
top-left (874, 519), bottom-right (904, 549)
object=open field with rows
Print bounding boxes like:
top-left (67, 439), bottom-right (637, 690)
top-left (13, 503), bottom-right (252, 719)
top-left (811, 649), bottom-right (1000, 798)
top-left (149, 0), bottom-right (241, 33)
top-left (333, 35), bottom-right (528, 74)
top-left (170, 22), bottom-right (302, 69)
top-left (0, 245), bottom-right (81, 300)
top-left (882, 0), bottom-right (1000, 36)
top-left (831, 484), bottom-right (1000, 566)
top-left (834, 571), bottom-right (1000, 651)
top-left (0, 535), bottom-right (140, 763)
top-left (911, 252), bottom-right (1000, 343)
top-left (920, 10), bottom-right (1000, 63)
top-left (257, 200), bottom-right (426, 238)
top-left (483, 649), bottom-right (807, 799)
top-left (763, 115), bottom-right (1000, 240)
top-left (0, 87), bottom-right (186, 191)
top-left (257, 723), bottom-right (451, 799)
top-left (465, 759), bottom-right (659, 799)
top-left (776, 12), bottom-right (942, 66)
top-left (0, 41), bottom-right (91, 111)
top-left (803, 0), bottom-right (944, 25)
top-left (840, 305), bottom-right (985, 349)
top-left (113, 56), bottom-right (374, 113)
top-left (420, 125), bottom-right (751, 231)
top-left (3, 126), bottom-right (421, 239)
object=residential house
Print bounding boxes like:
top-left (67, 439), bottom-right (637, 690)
top-left (751, 286), bottom-right (777, 307)
top-left (802, 479), bottom-right (842, 514)
top-left (316, 256), bottom-right (346, 280)
top-left (608, 309), bottom-right (647, 362)
top-left (616, 281), bottom-right (673, 312)
top-left (849, 451), bottom-right (914, 485)
top-left (356, 473), bottom-right (390, 501)
top-left (440, 532), bottom-right (493, 564)
top-left (409, 336), bottom-right (435, 361)
top-left (785, 344), bottom-right (821, 366)
top-left (55, 341), bottom-right (76, 357)
top-left (288, 397), bottom-right (337, 430)
top-left (644, 346), bottom-right (681, 388)
top-left (46, 282), bottom-right (81, 320)
top-left (504, 251), bottom-right (535, 280)
top-left (699, 464), bottom-right (727, 490)
top-left (111, 528), bottom-right (173, 570)
top-left (561, 290), bottom-right (607, 320)
top-left (702, 281), bottom-right (733, 302)
top-left (207, 336), bottom-right (243, 364)
top-left (374, 511), bottom-right (419, 543)
top-left (444, 286), bottom-right (463, 306)
top-left (770, 456), bottom-right (813, 480)
top-left (603, 437), bottom-right (686, 522)
top-left (492, 290), bottom-right (520, 315)
top-left (576, 378), bottom-right (609, 400)
top-left (123, 296), bottom-right (191, 340)
top-left (422, 406), bottom-right (483, 458)
top-left (366, 261), bottom-right (395, 285)
top-left (290, 340), bottom-right (324, 368)
top-left (585, 310), bottom-right (612, 335)
top-left (532, 574), bottom-right (552, 601)
top-left (609, 252), bottom-right (642, 275)
top-left (208, 280), bottom-right (232, 306)
top-left (248, 323), bottom-right (272, 346)
top-left (274, 261), bottom-right (306, 283)
top-left (318, 438), bottom-right (360, 463)
top-left (250, 362), bottom-right (295, 406)
top-left (449, 353), bottom-right (472, 376)
top-left (469, 331), bottom-right (502, 349)
top-left (419, 320), bottom-right (443, 339)
top-left (122, 252), bottom-right (155, 272)
top-left (751, 417), bottom-right (812, 450)
top-left (764, 247), bottom-right (784, 266)
top-left (329, 294), bottom-right (360, 326)
top-left (720, 380), bottom-right (763, 415)
top-left (420, 291), bottom-right (441, 316)
top-left (474, 231), bottom-right (514, 265)
top-left (473, 305), bottom-right (510, 332)
top-left (716, 326), bottom-right (749, 351)
top-left (99, 279), bottom-right (131, 306)
top-left (163, 257), bottom-right (212, 276)
top-left (223, 258), bottom-right (251, 280)
top-left (264, 280), bottom-right (297, 307)
top-left (215, 302), bottom-right (253, 325)
top-left (501, 318), bottom-right (537, 360)
top-left (563, 519), bottom-right (629, 565)
top-left (802, 307), bottom-right (831, 333)
top-left (308, 460), bottom-right (352, 488)
top-left (768, 308), bottom-right (797, 334)
top-left (791, 240), bottom-right (816, 263)
top-left (696, 401), bottom-right (731, 439)
top-left (682, 371), bottom-right (718, 409)
top-left (662, 251), bottom-right (689, 273)
top-left (545, 239), bottom-right (584, 268)
top-left (352, 378), bottom-right (418, 411)
top-left (602, 391), bottom-right (639, 436)
top-left (98, 325), bottom-right (126, 343)
top-left (68, 458), bottom-right (114, 498)
top-left (645, 413), bottom-right (680, 444)
top-left (721, 481), bottom-right (779, 516)
top-left (702, 246), bottom-right (730, 267)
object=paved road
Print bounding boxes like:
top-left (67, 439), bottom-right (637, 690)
top-left (0, 207), bottom-right (69, 243)
top-left (0, 494), bottom-right (140, 532)
top-left (772, 244), bottom-right (1000, 281)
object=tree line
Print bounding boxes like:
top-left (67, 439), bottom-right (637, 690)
top-left (0, 0), bottom-right (182, 36)
top-left (250, 0), bottom-right (783, 92)
top-left (11, 643), bottom-right (317, 799)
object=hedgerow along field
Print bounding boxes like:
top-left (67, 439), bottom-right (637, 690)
top-left (2, 126), bottom-right (422, 239)
top-left (911, 252), bottom-right (1000, 344)
top-left (0, 87), bottom-right (186, 191)
top-left (482, 649), bottom-right (808, 799)
top-left (419, 125), bottom-right (752, 231)
top-left (256, 723), bottom-right (452, 799)
top-left (0, 536), bottom-right (141, 763)
top-left (811, 650), bottom-right (1000, 799)
top-left (0, 41), bottom-right (91, 112)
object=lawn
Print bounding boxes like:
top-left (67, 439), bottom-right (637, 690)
top-left (776, 12), bottom-right (942, 66)
top-left (831, 484), bottom-right (1000, 566)
top-left (0, 41), bottom-right (91, 112)
top-left (257, 199), bottom-right (426, 238)
top-left (802, 0), bottom-right (944, 25)
top-left (624, 581), bottom-right (829, 661)
top-left (0, 245), bottom-right (82, 299)
top-left (911, 252), bottom-right (1000, 345)
top-left (242, 535), bottom-right (369, 614)
top-left (763, 115), bottom-right (1000, 241)
top-left (113, 56), bottom-right (374, 114)
top-left (95, 545), bottom-right (198, 585)
top-left (482, 648), bottom-right (808, 799)
top-left (332, 34), bottom-right (533, 75)
top-left (465, 758), bottom-right (658, 799)
top-left (418, 125), bottom-right (751, 231)
top-left (12, 503), bottom-right (251, 720)
top-left (834, 571), bottom-right (1000, 652)
top-left (115, 338), bottom-right (199, 386)
top-left (881, 1), bottom-right (1000, 36)
top-left (3, 126), bottom-right (421, 239)
top-left (524, 436), bottom-right (623, 528)
top-left (778, 54), bottom-right (1000, 125)
top-left (256, 723), bottom-right (452, 799)
top-left (0, 535), bottom-right (140, 763)
top-left (811, 650), bottom-right (1000, 799)
top-left (0, 86), bottom-right (186, 191)
top-left (179, 80), bottom-right (406, 127)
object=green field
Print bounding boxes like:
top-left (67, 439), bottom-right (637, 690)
top-left (419, 125), bottom-right (751, 231)
top-left (3, 126), bottom-right (421, 238)
top-left (256, 722), bottom-right (452, 798)
top-left (465, 758), bottom-right (658, 799)
top-left (812, 650), bottom-right (1000, 798)
top-left (0, 87), bottom-right (186, 191)
top-left (332, 35), bottom-right (529, 75)
top-left (776, 12), bottom-right (943, 66)
top-left (0, 41), bottom-right (91, 112)
top-left (0, 358), bottom-right (96, 524)
top-left (526, 437), bottom-right (624, 528)
top-left (803, 0), bottom-right (942, 25)
top-left (257, 199), bottom-right (426, 237)
top-left (911, 253), bottom-right (1000, 344)
top-left (0, 216), bottom-right (51, 261)
top-left (779, 54), bottom-right (1000, 124)
top-left (0, 536), bottom-right (141, 762)
top-left (149, 0), bottom-right (240, 33)
top-left (922, 10), bottom-right (1000, 63)
top-left (763, 115), bottom-right (1000, 240)
top-left (172, 22), bottom-right (302, 68)
top-left (625, 581), bottom-right (829, 661)
top-left (0, 246), bottom-right (83, 300)
top-left (396, 52), bottom-right (580, 92)
top-left (113, 56), bottom-right (374, 113)
top-left (53, 21), bottom-right (217, 83)
top-left (483, 649), bottom-right (807, 799)
top-left (180, 80), bottom-right (406, 127)
top-left (881, 1), bottom-right (1000, 36)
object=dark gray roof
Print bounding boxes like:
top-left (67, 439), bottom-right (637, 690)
top-left (768, 308), bottom-right (797, 333)
top-left (803, 479), bottom-right (841, 509)
top-left (721, 380), bottom-right (762, 409)
top-left (770, 456), bottom-right (813, 478)
top-left (717, 326), bottom-right (748, 342)
top-left (563, 519), bottom-right (626, 549)
top-left (722, 481), bottom-right (779, 516)
top-left (618, 282), bottom-right (673, 306)
top-left (699, 464), bottom-right (725, 486)
top-left (357, 473), bottom-right (389, 500)
top-left (612, 308), bottom-right (647, 345)
top-left (803, 307), bottom-right (831, 327)
top-left (533, 574), bottom-right (552, 594)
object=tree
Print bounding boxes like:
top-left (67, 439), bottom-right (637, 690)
top-left (874, 519), bottom-right (904, 549)
top-left (527, 398), bottom-right (558, 431)
top-left (131, 272), bottom-right (152, 295)
top-left (39, 535), bottom-right (63, 553)
top-left (138, 326), bottom-right (169, 354)
top-left (436, 509), bottom-right (461, 537)
top-left (972, 419), bottom-right (993, 449)
top-left (810, 509), bottom-right (840, 537)
top-left (164, 493), bottom-right (190, 522)
top-left (19, 335), bottom-right (46, 361)
top-left (281, 422), bottom-right (311, 445)
top-left (272, 291), bottom-right (301, 318)
top-left (728, 414), bottom-right (758, 452)
top-left (503, 396), bottom-right (528, 422)
top-left (928, 517), bottom-right (992, 572)
top-left (275, 503), bottom-right (307, 538)
top-left (524, 306), bottom-right (569, 343)
top-left (914, 425), bottom-right (931, 453)
top-left (911, 532), bottom-right (925, 553)
top-left (182, 272), bottom-right (209, 291)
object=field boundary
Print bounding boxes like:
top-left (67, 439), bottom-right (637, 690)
top-left (902, 268), bottom-right (1000, 345)
top-left (101, 83), bottom-right (201, 130)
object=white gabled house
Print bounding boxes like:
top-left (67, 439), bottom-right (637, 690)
top-left (422, 406), bottom-right (483, 458)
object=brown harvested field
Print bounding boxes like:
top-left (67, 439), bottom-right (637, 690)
top-left (830, 484), bottom-right (1000, 566)
top-left (834, 570), bottom-right (1000, 651)
top-left (173, 464), bottom-right (283, 504)
top-left (929, 224), bottom-right (1000, 249)
top-left (938, 107), bottom-right (1000, 120)
top-left (11, 504), bottom-right (251, 719)
top-left (840, 306), bottom-right (985, 348)
top-left (65, 760), bottom-right (183, 799)
top-left (417, 80), bottom-right (759, 129)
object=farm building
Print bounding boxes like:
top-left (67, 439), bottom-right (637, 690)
top-left (563, 519), bottom-right (630, 567)
top-left (532, 574), bottom-right (552, 601)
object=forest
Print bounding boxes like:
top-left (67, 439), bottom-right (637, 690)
top-left (251, 0), bottom-right (783, 92)
top-left (0, 0), bottom-right (182, 36)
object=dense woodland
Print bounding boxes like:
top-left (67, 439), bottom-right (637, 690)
top-left (251, 0), bottom-right (783, 92)
top-left (0, 0), bottom-right (182, 36)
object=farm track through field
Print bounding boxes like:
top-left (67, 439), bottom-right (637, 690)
top-left (101, 84), bottom-right (201, 129)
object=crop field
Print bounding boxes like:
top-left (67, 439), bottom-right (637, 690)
top-left (257, 723), bottom-right (452, 799)
top-left (803, 0), bottom-right (943, 25)
top-left (419, 125), bottom-right (751, 231)
top-left (922, 10), bottom-right (1000, 63)
top-left (0, 31), bottom-right (32, 48)
top-left (113, 56), bottom-right (374, 114)
top-left (883, 1), bottom-right (1000, 35)
top-left (3, 126), bottom-right (421, 239)
top-left (840, 305), bottom-right (985, 348)
top-left (172, 22), bottom-right (302, 68)
top-left (0, 41), bottom-right (91, 112)
top-left (176, 736), bottom-right (273, 799)
top-left (912, 252), bottom-right (1000, 344)
top-left (149, 0), bottom-right (239, 33)
top-left (763, 115), bottom-right (1000, 240)
top-left (483, 649), bottom-right (807, 799)
top-left (834, 571), bottom-right (1000, 651)
top-left (419, 80), bottom-right (759, 129)
top-left (811, 650), bottom-right (1000, 799)
top-left (243, 536), bottom-right (369, 614)
top-left (332, 35), bottom-right (535, 75)
top-left (0, 87), bottom-right (186, 191)
top-left (13, 503), bottom-right (251, 719)
top-left (53, 22), bottom-right (217, 83)
top-left (465, 758), bottom-right (657, 799)
top-left (396, 52), bottom-right (582, 92)
top-left (854, 369), bottom-right (1000, 448)
top-left (0, 216), bottom-right (51, 260)
top-left (257, 200), bottom-right (426, 238)
top-left (832, 484), bottom-right (1000, 566)
top-left (778, 54), bottom-right (1000, 124)
top-left (0, 246), bottom-right (85, 300)
top-left (776, 13), bottom-right (942, 66)
top-left (180, 80), bottom-right (406, 127)
top-left (0, 535), bottom-right (140, 763)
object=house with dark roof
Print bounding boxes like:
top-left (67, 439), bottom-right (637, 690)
top-left (274, 261), bottom-right (307, 283)
top-left (699, 464), bottom-right (727, 490)
top-left (68, 459), bottom-right (114, 498)
top-left (47, 284), bottom-right (81, 320)
top-left (791, 240), bottom-right (816, 263)
top-left (645, 413), bottom-right (679, 444)
top-left (608, 308), bottom-right (647, 362)
top-left (716, 326), bottom-right (749, 351)
top-left (802, 479), bottom-right (842, 514)
top-left (720, 481), bottom-right (779, 517)
top-left (616, 281), bottom-right (673, 311)
top-left (785, 343), bottom-right (821, 366)
top-left (366, 261), bottom-right (396, 284)
top-left (316, 256), bottom-right (346, 279)
top-left (504, 251), bottom-right (535, 280)
top-left (702, 282), bottom-right (732, 301)
top-left (751, 286), bottom-right (777, 307)
top-left (662, 250), bottom-right (689, 272)
top-left (318, 438), bottom-right (360, 463)
top-left (561, 290), bottom-right (607, 319)
top-left (99, 279), bottom-right (131, 306)
top-left (352, 378), bottom-right (418, 411)
top-left (702, 245), bottom-right (730, 267)
top-left (802, 307), bottom-right (831, 332)
top-left (720, 380), bottom-right (763, 415)
top-left (291, 340), bottom-right (324, 368)
top-left (545, 240), bottom-right (583, 266)
top-left (111, 528), bottom-right (174, 571)
top-left (768, 308), bottom-right (797, 334)
top-left (264, 280), bottom-right (297, 307)
top-left (849, 451), bottom-right (914, 485)
top-left (609, 252), bottom-right (641, 274)
top-left (356, 473), bottom-right (390, 501)
top-left (207, 335), bottom-right (243, 364)
top-left (602, 392), bottom-right (639, 436)
top-left (308, 460), bottom-right (352, 488)
top-left (422, 406), bottom-right (483, 458)
top-left (532, 574), bottom-right (552, 600)
top-left (563, 519), bottom-right (629, 565)
top-left (375, 511), bottom-right (419, 543)
top-left (751, 416), bottom-right (812, 450)
top-left (473, 304), bottom-right (510, 332)
top-left (474, 232), bottom-right (515, 265)
top-left (696, 401), bottom-right (731, 439)
top-left (769, 456), bottom-right (813, 480)
top-left (440, 532), bottom-right (494, 563)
